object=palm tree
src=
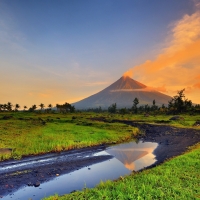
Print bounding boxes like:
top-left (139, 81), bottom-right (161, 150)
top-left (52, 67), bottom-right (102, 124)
top-left (48, 104), bottom-right (52, 113)
top-left (39, 103), bottom-right (45, 111)
top-left (15, 104), bottom-right (20, 111)
top-left (7, 102), bottom-right (13, 111)
top-left (29, 104), bottom-right (37, 112)
top-left (23, 106), bottom-right (27, 111)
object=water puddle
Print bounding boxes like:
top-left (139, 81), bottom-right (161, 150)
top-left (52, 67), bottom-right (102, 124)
top-left (3, 141), bottom-right (158, 200)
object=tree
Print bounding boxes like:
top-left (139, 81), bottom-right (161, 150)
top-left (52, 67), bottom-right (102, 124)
top-left (7, 102), bottom-right (13, 111)
top-left (23, 106), bottom-right (27, 111)
top-left (39, 103), bottom-right (45, 111)
top-left (108, 103), bottom-right (117, 113)
top-left (119, 107), bottom-right (128, 114)
top-left (29, 104), bottom-right (37, 112)
top-left (15, 104), bottom-right (20, 111)
top-left (56, 102), bottom-right (75, 113)
top-left (151, 99), bottom-right (158, 111)
top-left (132, 97), bottom-right (139, 113)
top-left (47, 104), bottom-right (53, 113)
top-left (168, 89), bottom-right (192, 113)
top-left (48, 104), bottom-right (52, 110)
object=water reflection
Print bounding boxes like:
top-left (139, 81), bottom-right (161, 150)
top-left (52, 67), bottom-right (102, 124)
top-left (3, 141), bottom-right (158, 200)
top-left (96, 141), bottom-right (158, 171)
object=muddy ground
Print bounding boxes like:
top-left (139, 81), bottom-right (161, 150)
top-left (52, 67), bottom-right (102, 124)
top-left (0, 122), bottom-right (200, 197)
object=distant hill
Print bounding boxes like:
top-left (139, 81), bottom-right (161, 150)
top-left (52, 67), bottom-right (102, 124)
top-left (73, 76), bottom-right (172, 109)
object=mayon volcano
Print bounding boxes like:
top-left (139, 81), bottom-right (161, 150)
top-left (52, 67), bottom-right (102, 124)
top-left (73, 76), bottom-right (172, 109)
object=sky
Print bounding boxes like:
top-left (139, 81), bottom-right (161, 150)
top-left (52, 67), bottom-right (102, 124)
top-left (0, 0), bottom-right (200, 108)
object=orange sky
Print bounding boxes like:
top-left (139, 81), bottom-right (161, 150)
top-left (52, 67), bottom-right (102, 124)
top-left (124, 7), bottom-right (200, 103)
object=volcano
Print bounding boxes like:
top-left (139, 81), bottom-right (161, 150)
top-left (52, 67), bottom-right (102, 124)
top-left (73, 76), bottom-right (172, 109)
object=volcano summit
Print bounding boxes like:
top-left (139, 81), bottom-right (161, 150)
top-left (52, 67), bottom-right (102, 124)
top-left (73, 76), bottom-right (171, 109)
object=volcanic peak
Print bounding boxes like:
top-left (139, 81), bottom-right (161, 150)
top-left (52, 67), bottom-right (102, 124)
top-left (105, 76), bottom-right (147, 91)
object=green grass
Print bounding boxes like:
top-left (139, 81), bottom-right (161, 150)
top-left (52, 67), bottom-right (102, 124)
top-left (101, 113), bottom-right (200, 128)
top-left (43, 144), bottom-right (200, 200)
top-left (0, 112), bottom-right (139, 160)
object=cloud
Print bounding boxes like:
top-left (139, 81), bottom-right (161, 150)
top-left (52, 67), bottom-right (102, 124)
top-left (124, 7), bottom-right (200, 103)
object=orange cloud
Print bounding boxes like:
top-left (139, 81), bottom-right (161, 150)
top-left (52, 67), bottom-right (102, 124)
top-left (194, 82), bottom-right (200, 89)
top-left (124, 8), bottom-right (200, 103)
top-left (123, 69), bottom-right (134, 78)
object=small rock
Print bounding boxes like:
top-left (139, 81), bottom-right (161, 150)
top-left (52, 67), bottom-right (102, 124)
top-left (88, 168), bottom-right (91, 170)
top-left (27, 182), bottom-right (33, 186)
top-left (34, 182), bottom-right (40, 187)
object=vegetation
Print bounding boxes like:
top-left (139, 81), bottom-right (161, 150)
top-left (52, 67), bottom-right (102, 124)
top-left (43, 143), bottom-right (200, 200)
top-left (56, 102), bottom-right (75, 113)
top-left (108, 103), bottom-right (117, 113)
top-left (132, 97), bottom-right (139, 113)
top-left (0, 112), bottom-right (139, 161)
top-left (168, 89), bottom-right (193, 114)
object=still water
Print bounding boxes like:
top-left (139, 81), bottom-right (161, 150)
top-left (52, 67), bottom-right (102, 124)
top-left (4, 141), bottom-right (158, 200)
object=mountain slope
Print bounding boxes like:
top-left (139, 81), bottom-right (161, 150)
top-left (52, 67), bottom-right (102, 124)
top-left (73, 76), bottom-right (172, 109)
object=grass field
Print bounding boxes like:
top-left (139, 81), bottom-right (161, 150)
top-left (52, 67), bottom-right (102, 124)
top-left (43, 143), bottom-right (200, 200)
top-left (0, 111), bottom-right (200, 161)
top-left (0, 112), bottom-right (139, 160)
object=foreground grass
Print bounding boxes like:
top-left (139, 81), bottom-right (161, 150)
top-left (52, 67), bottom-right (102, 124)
top-left (0, 112), bottom-right (139, 160)
top-left (43, 144), bottom-right (200, 200)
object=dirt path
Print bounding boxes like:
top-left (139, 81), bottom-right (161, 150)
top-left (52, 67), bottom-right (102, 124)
top-left (0, 122), bottom-right (199, 197)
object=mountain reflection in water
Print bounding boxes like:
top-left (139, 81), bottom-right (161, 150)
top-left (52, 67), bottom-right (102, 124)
top-left (105, 141), bottom-right (158, 171)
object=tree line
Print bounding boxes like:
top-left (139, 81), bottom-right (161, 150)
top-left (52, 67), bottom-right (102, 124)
top-left (0, 102), bottom-right (75, 113)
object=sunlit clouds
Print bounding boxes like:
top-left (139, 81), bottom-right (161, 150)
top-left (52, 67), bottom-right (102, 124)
top-left (124, 7), bottom-right (200, 103)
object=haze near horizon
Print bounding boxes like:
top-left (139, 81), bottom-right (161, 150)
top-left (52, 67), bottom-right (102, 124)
top-left (0, 0), bottom-right (200, 107)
